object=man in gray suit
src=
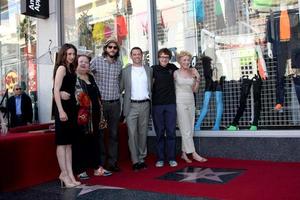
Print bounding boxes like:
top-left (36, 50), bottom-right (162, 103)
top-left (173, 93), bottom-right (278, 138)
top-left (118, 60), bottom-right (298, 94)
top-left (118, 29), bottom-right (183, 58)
top-left (121, 47), bottom-right (152, 171)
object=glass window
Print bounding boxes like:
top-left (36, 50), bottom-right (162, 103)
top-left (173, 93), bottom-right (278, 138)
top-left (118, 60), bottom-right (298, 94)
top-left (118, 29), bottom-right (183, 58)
top-left (155, 0), bottom-right (300, 129)
top-left (63, 0), bottom-right (149, 67)
top-left (0, 0), bottom-right (37, 106)
top-left (156, 0), bottom-right (198, 64)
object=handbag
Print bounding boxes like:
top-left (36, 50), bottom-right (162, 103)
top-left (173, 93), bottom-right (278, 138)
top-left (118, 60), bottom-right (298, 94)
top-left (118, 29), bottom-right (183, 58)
top-left (77, 106), bottom-right (90, 125)
top-left (99, 107), bottom-right (108, 129)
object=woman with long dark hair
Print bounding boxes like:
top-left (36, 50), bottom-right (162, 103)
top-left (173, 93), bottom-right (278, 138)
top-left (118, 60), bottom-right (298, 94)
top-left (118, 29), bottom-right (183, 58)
top-left (53, 43), bottom-right (80, 188)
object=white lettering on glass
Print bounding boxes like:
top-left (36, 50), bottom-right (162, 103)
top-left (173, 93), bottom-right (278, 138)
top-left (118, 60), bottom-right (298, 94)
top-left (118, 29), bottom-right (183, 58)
top-left (28, 0), bottom-right (41, 12)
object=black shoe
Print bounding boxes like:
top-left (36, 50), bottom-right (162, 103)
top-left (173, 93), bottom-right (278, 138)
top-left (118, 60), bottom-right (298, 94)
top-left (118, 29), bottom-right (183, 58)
top-left (132, 163), bottom-right (140, 171)
top-left (138, 162), bottom-right (147, 170)
top-left (108, 165), bottom-right (120, 172)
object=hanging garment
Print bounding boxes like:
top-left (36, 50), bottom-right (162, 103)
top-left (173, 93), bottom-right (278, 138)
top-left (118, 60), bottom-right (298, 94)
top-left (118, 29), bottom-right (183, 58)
top-left (279, 10), bottom-right (291, 41)
top-left (253, 0), bottom-right (298, 8)
top-left (256, 45), bottom-right (268, 79)
top-left (224, 0), bottom-right (236, 27)
top-left (92, 22), bottom-right (105, 42)
top-left (195, 0), bottom-right (205, 22)
top-left (116, 15), bottom-right (128, 44)
top-left (216, 48), bottom-right (257, 81)
top-left (201, 29), bottom-right (216, 61)
top-left (293, 76), bottom-right (300, 104)
top-left (266, 9), bottom-right (300, 105)
top-left (267, 9), bottom-right (299, 48)
top-left (215, 34), bottom-right (256, 81)
top-left (231, 76), bottom-right (262, 127)
top-left (215, 0), bottom-right (226, 29)
top-left (291, 48), bottom-right (300, 68)
top-left (194, 91), bottom-right (223, 131)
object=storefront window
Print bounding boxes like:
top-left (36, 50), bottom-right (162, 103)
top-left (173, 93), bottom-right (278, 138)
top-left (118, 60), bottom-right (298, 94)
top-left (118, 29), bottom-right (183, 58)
top-left (155, 0), bottom-right (300, 129)
top-left (63, 0), bottom-right (149, 66)
top-left (156, 0), bottom-right (198, 64)
top-left (62, 0), bottom-right (300, 129)
top-left (0, 0), bottom-right (37, 111)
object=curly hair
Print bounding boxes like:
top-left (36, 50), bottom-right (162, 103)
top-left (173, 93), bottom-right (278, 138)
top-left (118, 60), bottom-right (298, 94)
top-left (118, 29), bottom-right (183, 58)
top-left (176, 51), bottom-right (192, 62)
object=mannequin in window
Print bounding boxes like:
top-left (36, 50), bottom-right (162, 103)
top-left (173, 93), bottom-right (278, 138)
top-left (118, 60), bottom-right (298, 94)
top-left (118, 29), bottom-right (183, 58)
top-left (227, 41), bottom-right (268, 131)
top-left (227, 75), bottom-right (262, 131)
top-left (194, 56), bottom-right (225, 131)
top-left (266, 2), bottom-right (292, 112)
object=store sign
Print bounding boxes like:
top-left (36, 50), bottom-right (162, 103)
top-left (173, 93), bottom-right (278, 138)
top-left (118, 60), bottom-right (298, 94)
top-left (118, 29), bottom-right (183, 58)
top-left (21, 0), bottom-right (49, 19)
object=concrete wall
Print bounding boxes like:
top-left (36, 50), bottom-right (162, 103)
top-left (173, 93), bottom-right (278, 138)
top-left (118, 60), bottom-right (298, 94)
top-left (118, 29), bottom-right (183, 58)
top-left (36, 0), bottom-right (60, 123)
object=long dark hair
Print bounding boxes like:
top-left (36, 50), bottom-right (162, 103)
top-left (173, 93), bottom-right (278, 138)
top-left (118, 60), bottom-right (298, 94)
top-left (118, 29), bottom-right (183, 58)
top-left (53, 43), bottom-right (77, 79)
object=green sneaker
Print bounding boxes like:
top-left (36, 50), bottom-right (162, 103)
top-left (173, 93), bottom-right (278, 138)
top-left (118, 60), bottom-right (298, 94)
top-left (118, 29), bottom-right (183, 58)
top-left (227, 125), bottom-right (238, 131)
top-left (249, 125), bottom-right (257, 131)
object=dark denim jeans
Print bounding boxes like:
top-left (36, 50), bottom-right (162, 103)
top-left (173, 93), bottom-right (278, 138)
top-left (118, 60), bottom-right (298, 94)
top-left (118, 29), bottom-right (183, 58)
top-left (152, 104), bottom-right (176, 161)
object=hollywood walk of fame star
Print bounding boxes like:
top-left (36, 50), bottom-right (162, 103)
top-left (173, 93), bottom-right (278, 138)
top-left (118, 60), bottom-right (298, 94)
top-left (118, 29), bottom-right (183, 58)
top-left (76, 184), bottom-right (124, 196)
top-left (176, 167), bottom-right (240, 183)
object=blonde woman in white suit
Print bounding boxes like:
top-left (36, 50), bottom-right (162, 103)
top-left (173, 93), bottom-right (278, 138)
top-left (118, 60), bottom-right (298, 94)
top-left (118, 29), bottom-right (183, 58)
top-left (174, 51), bottom-right (207, 163)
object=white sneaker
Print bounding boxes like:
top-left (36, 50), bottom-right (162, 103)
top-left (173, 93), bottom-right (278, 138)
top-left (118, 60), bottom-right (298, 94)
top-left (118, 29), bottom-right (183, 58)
top-left (77, 171), bottom-right (90, 180)
top-left (155, 161), bottom-right (164, 167)
top-left (169, 160), bottom-right (178, 167)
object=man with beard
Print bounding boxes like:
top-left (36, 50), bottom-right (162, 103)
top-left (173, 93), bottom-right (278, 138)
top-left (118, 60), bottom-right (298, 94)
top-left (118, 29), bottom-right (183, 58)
top-left (91, 38), bottom-right (122, 172)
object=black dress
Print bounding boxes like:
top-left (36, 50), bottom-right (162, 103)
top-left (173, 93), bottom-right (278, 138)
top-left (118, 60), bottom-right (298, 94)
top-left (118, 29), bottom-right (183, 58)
top-left (54, 66), bottom-right (77, 145)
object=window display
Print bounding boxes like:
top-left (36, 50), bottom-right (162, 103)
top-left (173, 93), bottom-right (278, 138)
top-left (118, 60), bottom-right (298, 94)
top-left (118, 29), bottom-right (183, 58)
top-left (61, 0), bottom-right (300, 130)
top-left (63, 0), bottom-right (148, 67)
top-left (194, 0), bottom-right (300, 129)
top-left (0, 0), bottom-right (37, 120)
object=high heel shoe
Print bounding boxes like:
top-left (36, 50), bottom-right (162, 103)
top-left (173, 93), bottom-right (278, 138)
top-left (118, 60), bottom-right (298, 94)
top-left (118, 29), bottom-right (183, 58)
top-left (72, 180), bottom-right (81, 186)
top-left (66, 174), bottom-right (81, 186)
top-left (192, 153), bottom-right (207, 162)
top-left (59, 176), bottom-right (76, 188)
top-left (181, 153), bottom-right (192, 163)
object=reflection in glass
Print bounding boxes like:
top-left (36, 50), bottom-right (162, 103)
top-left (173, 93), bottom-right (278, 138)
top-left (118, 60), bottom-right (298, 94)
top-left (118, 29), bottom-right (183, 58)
top-left (63, 0), bottom-right (149, 67)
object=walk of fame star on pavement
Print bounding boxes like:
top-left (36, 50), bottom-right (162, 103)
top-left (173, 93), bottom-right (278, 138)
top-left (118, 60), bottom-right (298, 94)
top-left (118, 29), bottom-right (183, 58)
top-left (158, 166), bottom-right (245, 184)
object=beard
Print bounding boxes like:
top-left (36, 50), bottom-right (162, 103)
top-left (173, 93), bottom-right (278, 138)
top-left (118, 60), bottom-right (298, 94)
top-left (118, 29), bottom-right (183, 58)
top-left (108, 53), bottom-right (115, 58)
top-left (105, 49), bottom-right (118, 58)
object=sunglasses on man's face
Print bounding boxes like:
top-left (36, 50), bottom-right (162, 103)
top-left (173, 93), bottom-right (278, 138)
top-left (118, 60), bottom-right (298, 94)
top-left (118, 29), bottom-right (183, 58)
top-left (107, 45), bottom-right (118, 50)
top-left (15, 88), bottom-right (22, 91)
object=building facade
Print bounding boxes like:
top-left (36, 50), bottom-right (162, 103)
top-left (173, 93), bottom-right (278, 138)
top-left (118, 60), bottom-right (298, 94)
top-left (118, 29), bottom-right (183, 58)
top-left (1, 0), bottom-right (300, 131)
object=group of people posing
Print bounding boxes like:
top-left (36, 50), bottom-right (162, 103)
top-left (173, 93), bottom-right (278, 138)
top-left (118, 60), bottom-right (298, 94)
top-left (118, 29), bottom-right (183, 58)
top-left (53, 38), bottom-right (207, 188)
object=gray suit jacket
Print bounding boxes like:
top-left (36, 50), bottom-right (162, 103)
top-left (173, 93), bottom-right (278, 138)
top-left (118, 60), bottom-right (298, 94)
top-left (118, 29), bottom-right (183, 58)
top-left (120, 64), bottom-right (153, 117)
